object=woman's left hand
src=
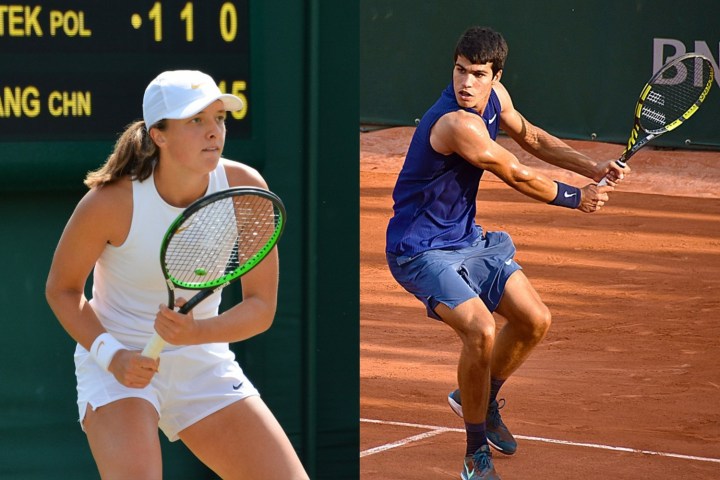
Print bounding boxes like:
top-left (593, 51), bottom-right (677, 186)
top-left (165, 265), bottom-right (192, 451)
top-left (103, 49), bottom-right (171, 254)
top-left (154, 298), bottom-right (200, 346)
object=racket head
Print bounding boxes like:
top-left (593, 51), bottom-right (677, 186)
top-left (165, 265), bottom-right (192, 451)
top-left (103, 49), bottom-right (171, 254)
top-left (636, 53), bottom-right (714, 135)
top-left (160, 187), bottom-right (286, 291)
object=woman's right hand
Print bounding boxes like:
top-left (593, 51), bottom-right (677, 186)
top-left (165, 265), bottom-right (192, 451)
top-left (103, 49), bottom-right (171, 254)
top-left (108, 350), bottom-right (160, 389)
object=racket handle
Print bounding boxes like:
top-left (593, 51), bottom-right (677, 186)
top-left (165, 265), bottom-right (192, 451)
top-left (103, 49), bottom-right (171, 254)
top-left (142, 332), bottom-right (166, 359)
top-left (598, 159), bottom-right (627, 187)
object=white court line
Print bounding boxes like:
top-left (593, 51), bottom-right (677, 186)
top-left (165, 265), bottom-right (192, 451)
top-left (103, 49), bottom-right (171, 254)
top-left (360, 418), bottom-right (720, 464)
top-left (360, 428), bottom-right (451, 457)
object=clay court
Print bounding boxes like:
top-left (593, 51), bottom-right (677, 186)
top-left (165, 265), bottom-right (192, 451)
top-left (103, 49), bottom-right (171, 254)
top-left (360, 127), bottom-right (720, 479)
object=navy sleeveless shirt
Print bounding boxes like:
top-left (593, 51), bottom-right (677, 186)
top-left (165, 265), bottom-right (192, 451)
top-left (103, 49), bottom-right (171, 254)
top-left (386, 82), bottom-right (501, 257)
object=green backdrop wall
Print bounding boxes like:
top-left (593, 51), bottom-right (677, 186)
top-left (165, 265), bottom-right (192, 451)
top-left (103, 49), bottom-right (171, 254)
top-left (0, 1), bottom-right (358, 479)
top-left (361, 0), bottom-right (720, 149)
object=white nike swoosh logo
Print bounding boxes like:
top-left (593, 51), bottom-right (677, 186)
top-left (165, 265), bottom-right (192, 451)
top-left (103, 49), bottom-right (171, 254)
top-left (504, 259), bottom-right (513, 265)
top-left (488, 113), bottom-right (497, 124)
top-left (564, 192), bottom-right (577, 198)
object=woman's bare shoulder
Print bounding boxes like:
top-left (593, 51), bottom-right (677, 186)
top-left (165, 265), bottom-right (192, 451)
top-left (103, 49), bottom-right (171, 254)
top-left (222, 158), bottom-right (269, 189)
top-left (74, 177), bottom-right (133, 245)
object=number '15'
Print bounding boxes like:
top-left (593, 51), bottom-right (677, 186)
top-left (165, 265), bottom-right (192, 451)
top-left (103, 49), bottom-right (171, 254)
top-left (219, 80), bottom-right (248, 120)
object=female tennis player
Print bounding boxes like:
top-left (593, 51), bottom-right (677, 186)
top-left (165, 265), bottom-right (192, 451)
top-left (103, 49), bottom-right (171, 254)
top-left (46, 70), bottom-right (309, 479)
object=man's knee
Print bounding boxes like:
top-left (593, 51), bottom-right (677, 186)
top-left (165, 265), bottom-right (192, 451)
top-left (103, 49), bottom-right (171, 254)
top-left (527, 305), bottom-right (552, 342)
top-left (438, 298), bottom-right (496, 351)
top-left (457, 315), bottom-right (496, 355)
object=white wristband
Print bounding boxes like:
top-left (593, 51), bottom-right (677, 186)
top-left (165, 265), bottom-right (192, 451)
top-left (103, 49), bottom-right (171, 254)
top-left (89, 333), bottom-right (125, 372)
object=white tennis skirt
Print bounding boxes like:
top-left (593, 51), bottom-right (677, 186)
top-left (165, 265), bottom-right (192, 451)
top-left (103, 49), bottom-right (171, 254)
top-left (74, 342), bottom-right (259, 441)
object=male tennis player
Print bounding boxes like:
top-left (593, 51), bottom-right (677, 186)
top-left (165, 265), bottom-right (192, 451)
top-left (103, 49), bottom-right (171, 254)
top-left (385, 27), bottom-right (629, 479)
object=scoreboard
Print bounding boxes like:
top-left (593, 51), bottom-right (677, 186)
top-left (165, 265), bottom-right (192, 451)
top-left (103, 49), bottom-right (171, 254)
top-left (0, 1), bottom-right (250, 141)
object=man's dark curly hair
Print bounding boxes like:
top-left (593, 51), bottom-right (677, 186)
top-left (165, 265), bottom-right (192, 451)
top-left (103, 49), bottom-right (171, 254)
top-left (454, 26), bottom-right (508, 76)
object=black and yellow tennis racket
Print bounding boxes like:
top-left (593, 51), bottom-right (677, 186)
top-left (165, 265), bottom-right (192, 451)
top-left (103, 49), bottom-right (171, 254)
top-left (599, 53), bottom-right (714, 186)
top-left (142, 187), bottom-right (286, 359)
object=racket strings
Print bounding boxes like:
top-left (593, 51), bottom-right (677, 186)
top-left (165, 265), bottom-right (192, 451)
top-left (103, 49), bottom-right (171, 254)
top-left (233, 195), bottom-right (280, 263)
top-left (165, 195), bottom-right (280, 287)
top-left (641, 57), bottom-right (713, 132)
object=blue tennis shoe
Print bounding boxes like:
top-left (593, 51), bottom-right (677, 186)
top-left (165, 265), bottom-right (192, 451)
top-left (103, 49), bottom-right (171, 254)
top-left (448, 389), bottom-right (518, 455)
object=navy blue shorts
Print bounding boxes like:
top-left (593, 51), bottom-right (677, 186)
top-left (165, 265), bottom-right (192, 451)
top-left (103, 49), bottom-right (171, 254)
top-left (386, 231), bottom-right (522, 320)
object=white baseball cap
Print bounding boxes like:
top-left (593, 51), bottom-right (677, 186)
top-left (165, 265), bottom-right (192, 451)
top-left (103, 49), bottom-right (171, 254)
top-left (142, 70), bottom-right (244, 128)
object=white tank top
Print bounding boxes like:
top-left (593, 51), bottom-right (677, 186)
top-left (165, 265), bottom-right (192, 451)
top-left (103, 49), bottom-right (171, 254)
top-left (89, 160), bottom-right (230, 349)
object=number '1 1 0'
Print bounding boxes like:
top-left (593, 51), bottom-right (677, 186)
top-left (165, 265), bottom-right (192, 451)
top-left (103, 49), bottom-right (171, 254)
top-left (147, 2), bottom-right (238, 42)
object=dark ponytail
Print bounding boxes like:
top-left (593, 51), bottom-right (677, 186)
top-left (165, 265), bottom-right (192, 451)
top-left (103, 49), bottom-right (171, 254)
top-left (84, 120), bottom-right (165, 188)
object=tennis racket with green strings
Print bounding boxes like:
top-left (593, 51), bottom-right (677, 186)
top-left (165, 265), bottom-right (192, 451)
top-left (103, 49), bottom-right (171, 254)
top-left (142, 187), bottom-right (286, 359)
top-left (599, 53), bottom-right (714, 186)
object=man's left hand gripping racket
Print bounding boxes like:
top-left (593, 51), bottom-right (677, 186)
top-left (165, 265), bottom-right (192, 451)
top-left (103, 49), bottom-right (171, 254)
top-left (142, 187), bottom-right (286, 359)
top-left (599, 53), bottom-right (714, 186)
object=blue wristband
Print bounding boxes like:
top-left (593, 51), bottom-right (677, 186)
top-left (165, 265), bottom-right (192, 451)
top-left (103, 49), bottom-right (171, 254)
top-left (549, 181), bottom-right (581, 209)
